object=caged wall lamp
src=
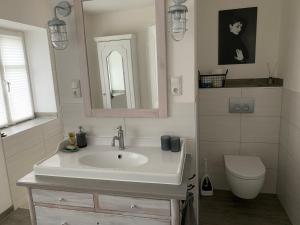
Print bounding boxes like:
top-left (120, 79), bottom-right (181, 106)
top-left (168, 0), bottom-right (188, 41)
top-left (48, 1), bottom-right (72, 50)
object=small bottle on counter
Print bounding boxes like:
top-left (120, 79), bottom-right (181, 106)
top-left (76, 126), bottom-right (87, 148)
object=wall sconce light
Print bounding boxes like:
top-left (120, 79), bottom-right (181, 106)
top-left (48, 1), bottom-right (72, 50)
top-left (168, 0), bottom-right (188, 41)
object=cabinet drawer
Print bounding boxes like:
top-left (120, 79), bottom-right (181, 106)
top-left (36, 206), bottom-right (97, 225)
top-left (98, 195), bottom-right (170, 216)
top-left (32, 189), bottom-right (94, 208)
top-left (35, 206), bottom-right (170, 225)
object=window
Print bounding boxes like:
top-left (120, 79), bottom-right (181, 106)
top-left (0, 30), bottom-right (34, 128)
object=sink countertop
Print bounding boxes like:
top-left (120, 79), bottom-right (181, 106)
top-left (32, 143), bottom-right (186, 185)
top-left (17, 155), bottom-right (191, 200)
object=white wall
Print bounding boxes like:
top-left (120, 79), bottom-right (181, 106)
top-left (25, 29), bottom-right (57, 113)
top-left (0, 0), bottom-right (51, 29)
top-left (277, 0), bottom-right (300, 224)
top-left (0, 138), bottom-right (12, 214)
top-left (198, 0), bottom-right (282, 79)
top-left (199, 87), bottom-right (282, 193)
top-left (278, 0), bottom-right (300, 92)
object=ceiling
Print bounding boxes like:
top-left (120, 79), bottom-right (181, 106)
top-left (83, 0), bottom-right (155, 14)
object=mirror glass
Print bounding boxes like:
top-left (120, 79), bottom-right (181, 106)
top-left (83, 0), bottom-right (158, 109)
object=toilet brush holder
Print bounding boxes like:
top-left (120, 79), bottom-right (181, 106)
top-left (200, 159), bottom-right (214, 196)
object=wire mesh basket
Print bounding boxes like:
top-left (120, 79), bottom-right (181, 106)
top-left (199, 70), bottom-right (228, 88)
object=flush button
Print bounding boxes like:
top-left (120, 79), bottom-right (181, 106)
top-left (234, 105), bottom-right (241, 112)
top-left (58, 197), bottom-right (65, 202)
top-left (229, 97), bottom-right (255, 113)
top-left (243, 104), bottom-right (250, 111)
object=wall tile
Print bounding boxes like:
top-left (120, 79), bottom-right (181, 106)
top-left (199, 141), bottom-right (240, 169)
top-left (42, 118), bottom-right (63, 138)
top-left (44, 133), bottom-right (64, 156)
top-left (281, 194), bottom-right (300, 225)
top-left (277, 144), bottom-right (288, 198)
top-left (287, 124), bottom-right (300, 163)
top-left (279, 118), bottom-right (289, 149)
top-left (2, 119), bottom-right (63, 209)
top-left (281, 89), bottom-right (300, 129)
top-left (62, 103), bottom-right (196, 139)
top-left (241, 116), bottom-right (280, 143)
top-left (2, 126), bottom-right (44, 159)
top-left (198, 88), bottom-right (241, 115)
top-left (240, 143), bottom-right (278, 169)
top-left (5, 141), bottom-right (45, 208)
top-left (199, 115), bottom-right (240, 142)
top-left (285, 155), bottom-right (300, 203)
top-left (281, 88), bottom-right (291, 121)
top-left (125, 103), bottom-right (195, 138)
top-left (242, 87), bottom-right (282, 117)
top-left (62, 103), bottom-right (125, 137)
top-left (261, 169), bottom-right (277, 194)
top-left (286, 90), bottom-right (300, 128)
top-left (279, 153), bottom-right (300, 217)
top-left (278, 88), bottom-right (300, 225)
top-left (199, 165), bottom-right (229, 191)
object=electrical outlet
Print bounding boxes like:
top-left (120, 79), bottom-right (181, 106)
top-left (171, 77), bottom-right (182, 96)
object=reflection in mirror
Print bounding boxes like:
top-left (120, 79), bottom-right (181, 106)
top-left (95, 35), bottom-right (140, 109)
top-left (107, 51), bottom-right (127, 108)
top-left (107, 52), bottom-right (125, 101)
top-left (83, 0), bottom-right (158, 109)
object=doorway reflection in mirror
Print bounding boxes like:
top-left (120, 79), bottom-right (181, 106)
top-left (83, 0), bottom-right (158, 109)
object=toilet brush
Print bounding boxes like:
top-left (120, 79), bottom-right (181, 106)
top-left (200, 158), bottom-right (214, 196)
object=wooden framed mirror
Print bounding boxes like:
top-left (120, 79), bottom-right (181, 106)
top-left (74, 0), bottom-right (167, 118)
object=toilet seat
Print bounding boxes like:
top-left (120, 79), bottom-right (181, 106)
top-left (224, 155), bottom-right (266, 180)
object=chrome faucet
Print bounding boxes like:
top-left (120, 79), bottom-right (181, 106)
top-left (112, 126), bottom-right (125, 150)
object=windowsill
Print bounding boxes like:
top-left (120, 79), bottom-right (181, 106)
top-left (1, 116), bottom-right (58, 138)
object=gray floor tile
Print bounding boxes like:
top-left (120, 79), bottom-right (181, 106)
top-left (0, 209), bottom-right (30, 225)
top-left (199, 190), bottom-right (292, 225)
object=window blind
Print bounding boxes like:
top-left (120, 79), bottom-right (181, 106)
top-left (0, 83), bottom-right (8, 127)
top-left (0, 34), bottom-right (34, 125)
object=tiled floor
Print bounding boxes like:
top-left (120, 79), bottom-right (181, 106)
top-left (200, 190), bottom-right (292, 225)
top-left (0, 209), bottom-right (30, 225)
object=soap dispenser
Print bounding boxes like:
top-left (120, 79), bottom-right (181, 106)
top-left (76, 126), bottom-right (87, 148)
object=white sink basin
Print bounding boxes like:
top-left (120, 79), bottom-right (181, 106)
top-left (34, 141), bottom-right (186, 185)
top-left (78, 151), bottom-right (148, 169)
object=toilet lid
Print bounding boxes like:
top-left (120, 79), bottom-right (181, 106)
top-left (224, 155), bottom-right (266, 180)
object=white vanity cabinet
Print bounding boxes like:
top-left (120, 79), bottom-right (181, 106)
top-left (29, 189), bottom-right (180, 225)
top-left (35, 207), bottom-right (170, 225)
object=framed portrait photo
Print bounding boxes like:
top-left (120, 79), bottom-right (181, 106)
top-left (218, 7), bottom-right (258, 65)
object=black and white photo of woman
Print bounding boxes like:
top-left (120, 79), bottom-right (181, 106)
top-left (219, 7), bottom-right (257, 65)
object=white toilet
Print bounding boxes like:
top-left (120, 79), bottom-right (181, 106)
top-left (224, 155), bottom-right (266, 199)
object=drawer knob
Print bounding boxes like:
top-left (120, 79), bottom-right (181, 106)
top-left (58, 197), bottom-right (65, 202)
top-left (61, 222), bottom-right (68, 225)
top-left (130, 204), bottom-right (137, 209)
